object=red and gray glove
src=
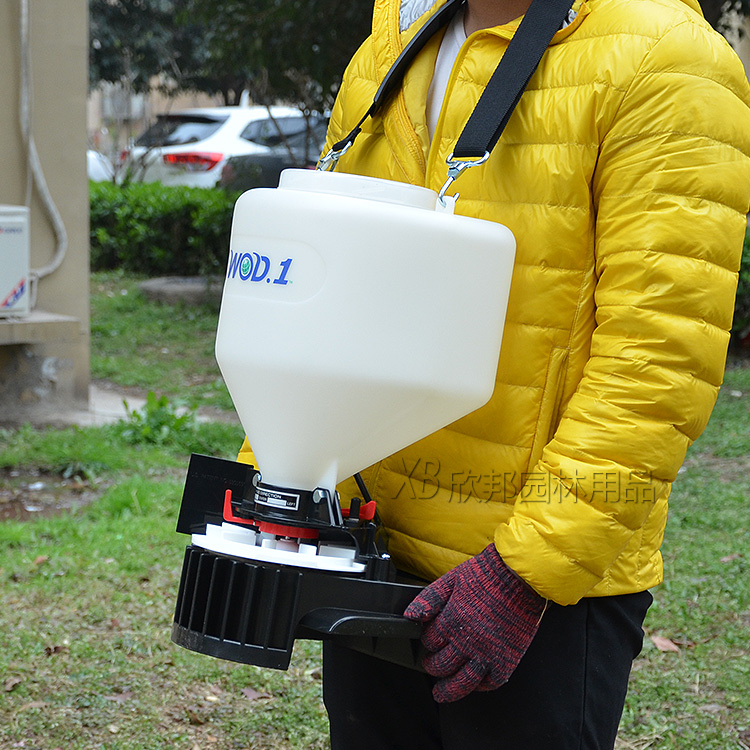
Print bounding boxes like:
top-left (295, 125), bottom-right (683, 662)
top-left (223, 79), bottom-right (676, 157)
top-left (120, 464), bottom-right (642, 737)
top-left (403, 544), bottom-right (547, 703)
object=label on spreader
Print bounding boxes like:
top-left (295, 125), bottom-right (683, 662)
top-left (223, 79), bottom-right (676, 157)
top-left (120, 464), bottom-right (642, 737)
top-left (255, 487), bottom-right (301, 512)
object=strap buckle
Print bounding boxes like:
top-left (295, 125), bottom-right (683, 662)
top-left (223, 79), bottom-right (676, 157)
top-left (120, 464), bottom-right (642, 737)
top-left (317, 140), bottom-right (354, 172)
top-left (437, 151), bottom-right (490, 206)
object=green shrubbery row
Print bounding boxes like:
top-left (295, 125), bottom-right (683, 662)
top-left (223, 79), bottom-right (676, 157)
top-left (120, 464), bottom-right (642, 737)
top-left (90, 182), bottom-right (750, 342)
top-left (90, 182), bottom-right (237, 276)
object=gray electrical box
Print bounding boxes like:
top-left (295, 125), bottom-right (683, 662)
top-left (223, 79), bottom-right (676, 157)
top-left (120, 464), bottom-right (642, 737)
top-left (0, 205), bottom-right (30, 317)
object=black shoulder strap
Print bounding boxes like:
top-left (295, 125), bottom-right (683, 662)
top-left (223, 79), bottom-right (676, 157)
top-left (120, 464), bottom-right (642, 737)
top-left (320, 0), bottom-right (575, 180)
top-left (328, 0), bottom-right (466, 156)
top-left (453, 0), bottom-right (575, 159)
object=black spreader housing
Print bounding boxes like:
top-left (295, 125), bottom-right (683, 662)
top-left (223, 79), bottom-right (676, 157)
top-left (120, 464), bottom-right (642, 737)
top-left (171, 454), bottom-right (426, 670)
top-left (172, 545), bottom-right (425, 669)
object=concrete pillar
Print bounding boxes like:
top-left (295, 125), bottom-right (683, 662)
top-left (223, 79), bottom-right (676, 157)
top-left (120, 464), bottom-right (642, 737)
top-left (0, 0), bottom-right (90, 423)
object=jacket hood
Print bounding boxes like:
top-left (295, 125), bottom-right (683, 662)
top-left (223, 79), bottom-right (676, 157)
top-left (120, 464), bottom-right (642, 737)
top-left (395, 0), bottom-right (705, 34)
top-left (679, 0), bottom-right (705, 14)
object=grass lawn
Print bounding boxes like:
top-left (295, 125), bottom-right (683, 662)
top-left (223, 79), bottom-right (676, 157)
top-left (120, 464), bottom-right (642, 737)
top-left (90, 272), bottom-right (233, 412)
top-left (615, 359), bottom-right (750, 750)
top-left (0, 273), bottom-right (748, 748)
top-left (0, 422), bottom-right (328, 750)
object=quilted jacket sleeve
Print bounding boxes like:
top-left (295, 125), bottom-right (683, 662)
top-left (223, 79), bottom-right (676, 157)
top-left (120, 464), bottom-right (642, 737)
top-left (494, 19), bottom-right (750, 604)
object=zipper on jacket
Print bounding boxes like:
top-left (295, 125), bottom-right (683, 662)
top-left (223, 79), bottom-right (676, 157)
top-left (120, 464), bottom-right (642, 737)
top-left (394, 93), bottom-right (429, 177)
top-left (425, 30), bottom-right (504, 189)
top-left (384, 0), bottom-right (436, 180)
top-left (423, 1), bottom-right (587, 191)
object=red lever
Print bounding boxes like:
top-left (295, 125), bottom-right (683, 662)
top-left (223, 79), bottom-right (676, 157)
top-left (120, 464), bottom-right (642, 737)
top-left (342, 500), bottom-right (377, 521)
top-left (222, 489), bottom-right (257, 527)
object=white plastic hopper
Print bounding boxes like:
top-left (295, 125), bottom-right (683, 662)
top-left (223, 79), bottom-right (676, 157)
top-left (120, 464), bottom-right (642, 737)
top-left (215, 169), bottom-right (516, 495)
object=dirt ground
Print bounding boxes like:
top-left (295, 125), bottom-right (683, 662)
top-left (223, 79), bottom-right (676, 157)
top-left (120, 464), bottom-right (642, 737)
top-left (0, 466), bottom-right (105, 522)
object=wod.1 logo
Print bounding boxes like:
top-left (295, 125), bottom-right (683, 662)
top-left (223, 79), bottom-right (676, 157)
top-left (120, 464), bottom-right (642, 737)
top-left (227, 251), bottom-right (293, 285)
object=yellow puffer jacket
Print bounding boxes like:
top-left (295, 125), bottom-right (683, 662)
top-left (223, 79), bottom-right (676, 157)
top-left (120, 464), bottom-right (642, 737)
top-left (240, 0), bottom-right (750, 605)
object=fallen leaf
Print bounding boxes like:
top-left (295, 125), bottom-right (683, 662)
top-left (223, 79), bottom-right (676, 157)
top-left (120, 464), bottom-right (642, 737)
top-left (697, 703), bottom-right (725, 714)
top-left (185, 707), bottom-right (206, 725)
top-left (651, 635), bottom-right (680, 652)
top-left (4, 676), bottom-right (22, 692)
top-left (671, 637), bottom-right (696, 649)
top-left (18, 701), bottom-right (47, 711)
top-left (44, 644), bottom-right (68, 657)
top-left (108, 724), bottom-right (119, 734)
top-left (204, 695), bottom-right (219, 703)
top-left (241, 687), bottom-right (271, 701)
top-left (105, 691), bottom-right (133, 703)
top-left (33, 555), bottom-right (49, 567)
top-left (720, 553), bottom-right (743, 563)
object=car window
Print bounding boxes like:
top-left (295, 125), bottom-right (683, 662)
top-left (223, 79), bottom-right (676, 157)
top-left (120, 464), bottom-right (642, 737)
top-left (240, 116), bottom-right (312, 146)
top-left (135, 115), bottom-right (228, 147)
top-left (232, 117), bottom-right (329, 166)
top-left (271, 121), bottom-right (328, 156)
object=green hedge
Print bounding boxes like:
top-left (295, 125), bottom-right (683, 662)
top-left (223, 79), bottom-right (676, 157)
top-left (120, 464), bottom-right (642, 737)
top-left (90, 182), bottom-right (237, 276)
top-left (89, 182), bottom-right (750, 343)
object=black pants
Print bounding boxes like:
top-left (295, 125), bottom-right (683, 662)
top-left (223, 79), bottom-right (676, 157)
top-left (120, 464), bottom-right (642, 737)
top-left (323, 590), bottom-right (652, 750)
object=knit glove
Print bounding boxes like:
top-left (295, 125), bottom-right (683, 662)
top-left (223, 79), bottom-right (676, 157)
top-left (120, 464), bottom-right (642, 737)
top-left (403, 544), bottom-right (546, 703)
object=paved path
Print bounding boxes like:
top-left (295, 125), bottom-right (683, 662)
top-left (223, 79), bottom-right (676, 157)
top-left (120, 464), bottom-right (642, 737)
top-left (53, 383), bottom-right (238, 427)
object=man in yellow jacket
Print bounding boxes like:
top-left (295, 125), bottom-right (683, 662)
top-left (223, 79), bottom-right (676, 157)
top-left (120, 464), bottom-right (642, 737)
top-left (239, 0), bottom-right (750, 744)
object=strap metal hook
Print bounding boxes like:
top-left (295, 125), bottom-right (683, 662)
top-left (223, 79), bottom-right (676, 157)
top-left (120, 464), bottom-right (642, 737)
top-left (317, 140), bottom-right (355, 172)
top-left (437, 151), bottom-right (490, 206)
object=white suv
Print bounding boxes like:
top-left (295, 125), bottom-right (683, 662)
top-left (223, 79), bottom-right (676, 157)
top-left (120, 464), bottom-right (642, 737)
top-left (121, 105), bottom-right (318, 188)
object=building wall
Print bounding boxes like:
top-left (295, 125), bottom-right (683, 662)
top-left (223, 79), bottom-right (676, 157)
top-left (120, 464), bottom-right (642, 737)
top-left (0, 0), bottom-right (90, 422)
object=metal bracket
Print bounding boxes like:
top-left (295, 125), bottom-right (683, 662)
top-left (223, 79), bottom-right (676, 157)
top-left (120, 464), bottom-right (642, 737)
top-left (317, 140), bottom-right (354, 172)
top-left (437, 151), bottom-right (490, 207)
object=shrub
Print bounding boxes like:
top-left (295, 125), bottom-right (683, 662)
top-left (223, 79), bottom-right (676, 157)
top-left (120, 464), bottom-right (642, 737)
top-left (90, 182), bottom-right (237, 276)
top-left (115, 391), bottom-right (198, 447)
